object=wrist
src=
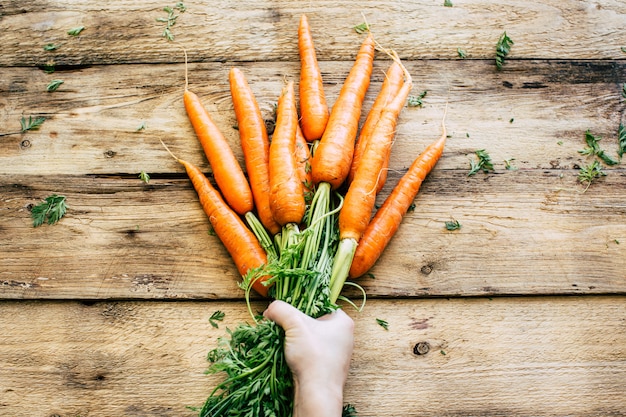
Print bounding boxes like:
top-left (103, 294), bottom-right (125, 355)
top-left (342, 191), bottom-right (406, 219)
top-left (293, 376), bottom-right (344, 417)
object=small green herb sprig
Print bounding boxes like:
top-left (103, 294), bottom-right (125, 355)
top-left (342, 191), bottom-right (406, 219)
top-left (342, 404), bottom-right (359, 417)
top-left (445, 219), bottom-right (461, 231)
top-left (618, 123), bottom-right (626, 158)
top-left (139, 171), bottom-right (151, 183)
top-left (457, 48), bottom-right (467, 59)
top-left (495, 31), bottom-right (514, 70)
top-left (444, 0), bottom-right (453, 6)
top-left (31, 194), bottom-right (68, 227)
top-left (157, 2), bottom-right (187, 41)
top-left (67, 26), bottom-right (85, 36)
top-left (468, 149), bottom-right (494, 176)
top-left (46, 79), bottom-right (64, 92)
top-left (408, 90), bottom-right (427, 107)
top-left (577, 160), bottom-right (606, 191)
top-left (376, 318), bottom-right (389, 330)
top-left (209, 310), bottom-right (226, 328)
top-left (353, 22), bottom-right (369, 34)
top-left (0, 116), bottom-right (46, 137)
top-left (579, 130), bottom-right (619, 166)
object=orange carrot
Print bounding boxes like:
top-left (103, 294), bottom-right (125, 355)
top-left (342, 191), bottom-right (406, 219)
top-left (295, 123), bottom-right (313, 199)
top-left (338, 79), bottom-right (412, 242)
top-left (298, 14), bottom-right (329, 142)
top-left (347, 61), bottom-right (405, 190)
top-left (348, 108), bottom-right (448, 279)
top-left (229, 67), bottom-right (281, 235)
top-left (311, 32), bottom-right (376, 190)
top-left (269, 81), bottom-right (306, 226)
top-left (184, 87), bottom-right (253, 216)
top-left (161, 142), bottom-right (270, 296)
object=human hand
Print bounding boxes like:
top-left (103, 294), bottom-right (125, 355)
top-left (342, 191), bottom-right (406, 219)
top-left (264, 300), bottom-right (354, 417)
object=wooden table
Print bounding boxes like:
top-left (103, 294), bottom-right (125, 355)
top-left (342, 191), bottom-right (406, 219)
top-left (2, 1), bottom-right (625, 416)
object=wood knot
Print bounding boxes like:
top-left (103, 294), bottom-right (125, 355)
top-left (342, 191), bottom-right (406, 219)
top-left (104, 150), bottom-right (117, 158)
top-left (20, 139), bottom-right (31, 149)
top-left (420, 264), bottom-right (433, 275)
top-left (413, 341), bottom-right (430, 355)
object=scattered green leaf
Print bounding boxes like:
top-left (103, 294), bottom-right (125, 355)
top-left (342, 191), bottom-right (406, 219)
top-left (621, 47), bottom-right (626, 54)
top-left (158, 2), bottom-right (186, 41)
top-left (207, 227), bottom-right (216, 236)
top-left (440, 350), bottom-right (447, 355)
top-left (457, 48), bottom-right (467, 59)
top-left (46, 79), bottom-right (64, 92)
top-left (495, 31), bottom-right (514, 70)
top-left (67, 26), bottom-right (85, 36)
top-left (468, 149), bottom-right (494, 176)
top-left (504, 158), bottom-right (518, 170)
top-left (136, 121), bottom-right (148, 131)
top-left (31, 194), bottom-right (68, 227)
top-left (209, 310), bottom-right (226, 328)
top-left (407, 202), bottom-right (416, 212)
top-left (376, 318), bottom-right (389, 330)
top-left (20, 116), bottom-right (46, 133)
top-left (579, 130), bottom-right (619, 166)
top-left (444, 0), bottom-right (453, 6)
top-left (578, 160), bottom-right (606, 190)
top-left (557, 140), bottom-right (563, 146)
top-left (365, 272), bottom-right (376, 279)
top-left (618, 123), bottom-right (626, 158)
top-left (509, 118), bottom-right (514, 123)
top-left (622, 82), bottom-right (626, 99)
top-left (42, 63), bottom-right (56, 74)
top-left (342, 404), bottom-right (359, 417)
top-left (139, 171), bottom-right (150, 183)
top-left (445, 219), bottom-right (461, 231)
top-left (353, 22), bottom-right (369, 34)
top-left (408, 90), bottom-right (427, 107)
top-left (43, 43), bottom-right (60, 51)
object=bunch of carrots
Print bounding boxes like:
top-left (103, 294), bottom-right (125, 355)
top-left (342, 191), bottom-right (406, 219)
top-left (163, 14), bottom-right (448, 417)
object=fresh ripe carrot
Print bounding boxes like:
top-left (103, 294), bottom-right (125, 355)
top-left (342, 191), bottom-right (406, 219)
top-left (184, 87), bottom-right (254, 216)
top-left (348, 61), bottom-right (404, 190)
top-left (348, 108), bottom-right (448, 279)
top-left (229, 67), bottom-right (281, 235)
top-left (311, 32), bottom-right (376, 190)
top-left (338, 77), bottom-right (412, 242)
top-left (269, 81), bottom-right (306, 226)
top-left (294, 123), bottom-right (313, 198)
top-left (161, 141), bottom-right (270, 296)
top-left (298, 14), bottom-right (329, 142)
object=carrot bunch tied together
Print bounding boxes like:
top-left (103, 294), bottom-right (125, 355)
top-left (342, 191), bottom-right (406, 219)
top-left (165, 14), bottom-right (448, 417)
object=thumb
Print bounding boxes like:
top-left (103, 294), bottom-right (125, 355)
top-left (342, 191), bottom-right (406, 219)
top-left (263, 300), bottom-right (308, 331)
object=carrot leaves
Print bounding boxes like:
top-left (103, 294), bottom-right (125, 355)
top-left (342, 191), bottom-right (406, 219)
top-left (618, 123), bottom-right (626, 158)
top-left (579, 130), bottom-right (619, 166)
top-left (578, 160), bottom-right (606, 189)
top-left (408, 90), bottom-right (427, 107)
top-left (495, 32), bottom-right (514, 69)
top-left (376, 318), bottom-right (389, 330)
top-left (21, 116), bottom-right (46, 133)
top-left (46, 79), bottom-right (64, 92)
top-left (468, 149), bottom-right (494, 176)
top-left (158, 2), bottom-right (187, 41)
top-left (342, 404), bottom-right (359, 417)
top-left (209, 310), bottom-right (225, 328)
top-left (67, 26), bottom-right (85, 36)
top-left (31, 194), bottom-right (68, 227)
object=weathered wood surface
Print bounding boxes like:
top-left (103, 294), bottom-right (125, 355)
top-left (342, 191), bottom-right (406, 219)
top-left (2, 60), bottom-right (626, 176)
top-left (2, 170), bottom-right (625, 299)
top-left (1, 1), bottom-right (626, 416)
top-left (1, 0), bottom-right (626, 66)
top-left (1, 297), bottom-right (625, 417)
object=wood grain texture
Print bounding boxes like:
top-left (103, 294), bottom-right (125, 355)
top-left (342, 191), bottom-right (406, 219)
top-left (1, 170), bottom-right (625, 300)
top-left (1, 60), bottom-right (625, 176)
top-left (1, 0), bottom-right (626, 66)
top-left (0, 297), bottom-right (624, 417)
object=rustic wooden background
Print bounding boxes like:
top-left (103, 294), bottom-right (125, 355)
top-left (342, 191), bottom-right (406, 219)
top-left (1, 1), bottom-right (625, 416)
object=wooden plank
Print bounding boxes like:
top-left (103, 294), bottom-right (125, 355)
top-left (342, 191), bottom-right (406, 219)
top-left (0, 297), bottom-right (624, 416)
top-left (1, 0), bottom-right (626, 66)
top-left (1, 170), bottom-right (625, 300)
top-left (2, 60), bottom-right (625, 176)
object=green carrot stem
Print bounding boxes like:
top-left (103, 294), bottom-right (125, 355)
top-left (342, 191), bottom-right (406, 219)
top-left (329, 237), bottom-right (358, 303)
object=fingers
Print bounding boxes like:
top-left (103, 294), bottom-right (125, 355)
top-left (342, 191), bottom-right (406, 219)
top-left (263, 300), bottom-right (309, 331)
